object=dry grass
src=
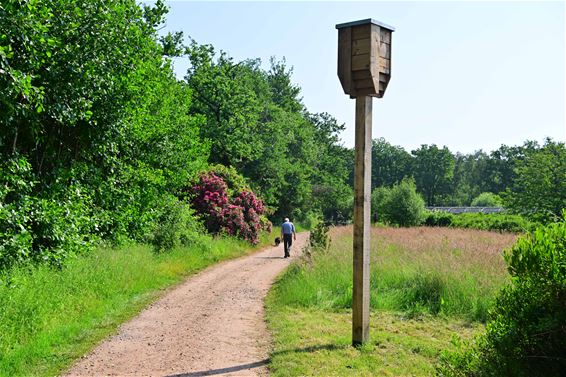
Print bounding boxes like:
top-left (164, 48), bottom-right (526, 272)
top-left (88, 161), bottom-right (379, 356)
top-left (275, 225), bottom-right (517, 321)
top-left (331, 225), bottom-right (517, 255)
top-left (267, 226), bottom-right (519, 375)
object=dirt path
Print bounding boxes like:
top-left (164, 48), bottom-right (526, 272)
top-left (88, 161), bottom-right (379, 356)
top-left (64, 233), bottom-right (309, 377)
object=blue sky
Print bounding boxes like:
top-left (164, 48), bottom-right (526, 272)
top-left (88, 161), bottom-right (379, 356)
top-left (158, 1), bottom-right (565, 154)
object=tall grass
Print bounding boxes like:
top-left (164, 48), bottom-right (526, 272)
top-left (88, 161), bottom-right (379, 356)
top-left (0, 232), bottom-right (271, 377)
top-left (274, 226), bottom-right (517, 322)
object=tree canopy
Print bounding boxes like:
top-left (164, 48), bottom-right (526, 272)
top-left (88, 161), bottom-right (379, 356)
top-left (1, 0), bottom-right (563, 269)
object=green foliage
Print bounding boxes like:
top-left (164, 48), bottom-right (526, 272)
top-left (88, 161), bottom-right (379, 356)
top-left (0, 157), bottom-right (97, 269)
top-left (424, 212), bottom-right (536, 233)
top-left (488, 141), bottom-right (539, 193)
top-left (372, 137), bottom-right (412, 190)
top-left (203, 164), bottom-right (251, 198)
top-left (503, 139), bottom-right (566, 223)
top-left (424, 211), bottom-right (455, 227)
top-left (372, 179), bottom-right (426, 227)
top-left (309, 222), bottom-right (330, 251)
top-left (0, 158), bottom-right (35, 268)
top-left (471, 192), bottom-right (503, 207)
top-left (371, 186), bottom-right (390, 223)
top-left (411, 145), bottom-right (455, 206)
top-left (295, 211), bottom-right (321, 231)
top-left (185, 42), bottom-right (270, 166)
top-left (185, 43), bottom-right (352, 224)
top-left (0, 235), bottom-right (269, 376)
top-left (150, 196), bottom-right (204, 253)
top-left (267, 56), bottom-right (303, 113)
top-left (0, 0), bottom-right (209, 267)
top-left (438, 219), bottom-right (566, 376)
top-left (452, 213), bottom-right (536, 233)
top-left (306, 113), bottom-right (353, 224)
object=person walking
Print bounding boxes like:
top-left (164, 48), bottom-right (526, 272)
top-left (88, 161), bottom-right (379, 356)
top-left (281, 217), bottom-right (296, 258)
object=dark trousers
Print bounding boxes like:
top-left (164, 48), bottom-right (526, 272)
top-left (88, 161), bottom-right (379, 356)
top-left (283, 234), bottom-right (293, 257)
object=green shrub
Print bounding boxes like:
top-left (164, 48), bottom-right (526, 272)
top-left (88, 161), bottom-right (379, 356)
top-left (309, 222), bottom-right (330, 251)
top-left (0, 158), bottom-right (97, 269)
top-left (451, 213), bottom-right (535, 233)
top-left (438, 219), bottom-right (566, 376)
top-left (471, 192), bottom-right (503, 207)
top-left (424, 211), bottom-right (454, 227)
top-left (424, 211), bottom-right (536, 233)
top-left (296, 210), bottom-right (322, 231)
top-left (372, 179), bottom-right (426, 227)
top-left (150, 195), bottom-right (204, 252)
top-left (371, 186), bottom-right (390, 223)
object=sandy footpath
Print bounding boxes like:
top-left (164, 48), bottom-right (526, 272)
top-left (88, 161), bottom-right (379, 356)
top-left (64, 233), bottom-right (308, 377)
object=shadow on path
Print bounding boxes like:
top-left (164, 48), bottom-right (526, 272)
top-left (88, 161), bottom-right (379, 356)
top-left (165, 359), bottom-right (269, 377)
top-left (166, 344), bottom-right (345, 377)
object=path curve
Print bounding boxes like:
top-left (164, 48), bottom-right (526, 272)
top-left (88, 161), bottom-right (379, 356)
top-left (64, 233), bottom-right (309, 377)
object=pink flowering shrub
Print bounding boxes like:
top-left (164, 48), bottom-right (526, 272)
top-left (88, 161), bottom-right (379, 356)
top-left (190, 173), bottom-right (229, 233)
top-left (189, 172), bottom-right (271, 244)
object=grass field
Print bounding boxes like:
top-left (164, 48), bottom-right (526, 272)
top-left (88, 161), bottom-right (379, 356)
top-left (266, 226), bottom-right (518, 376)
top-left (0, 232), bottom-right (271, 377)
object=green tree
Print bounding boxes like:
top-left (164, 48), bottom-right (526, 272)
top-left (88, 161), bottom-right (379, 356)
top-left (184, 42), bottom-right (269, 167)
top-left (451, 151), bottom-right (490, 205)
top-left (184, 46), bottom-right (353, 223)
top-left (411, 144), bottom-right (455, 206)
top-left (306, 112), bottom-right (353, 223)
top-left (184, 45), bottom-right (309, 217)
top-left (484, 141), bottom-right (540, 194)
top-left (0, 0), bottom-right (209, 265)
top-left (371, 179), bottom-right (426, 227)
top-left (503, 139), bottom-right (566, 223)
top-left (371, 138), bottom-right (412, 190)
top-left (471, 192), bottom-right (503, 207)
top-left (267, 56), bottom-right (303, 113)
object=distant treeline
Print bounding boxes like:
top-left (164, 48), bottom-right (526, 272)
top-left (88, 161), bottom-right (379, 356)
top-left (368, 137), bottom-right (565, 222)
top-left (1, 0), bottom-right (564, 269)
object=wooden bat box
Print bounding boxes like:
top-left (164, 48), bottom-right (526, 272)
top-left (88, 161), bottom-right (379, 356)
top-left (336, 19), bottom-right (394, 98)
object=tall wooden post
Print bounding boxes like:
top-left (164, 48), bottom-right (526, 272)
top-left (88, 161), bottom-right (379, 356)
top-left (336, 18), bottom-right (394, 346)
top-left (352, 96), bottom-right (372, 345)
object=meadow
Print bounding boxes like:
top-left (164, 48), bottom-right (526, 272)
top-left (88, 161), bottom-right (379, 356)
top-left (0, 233), bottom-right (271, 377)
top-left (267, 226), bottom-right (518, 376)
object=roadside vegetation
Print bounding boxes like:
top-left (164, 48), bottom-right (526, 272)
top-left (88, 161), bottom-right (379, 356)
top-left (0, 233), bottom-right (270, 377)
top-left (268, 216), bottom-right (566, 376)
top-left (438, 218), bottom-right (566, 376)
top-left (267, 225), bottom-right (517, 375)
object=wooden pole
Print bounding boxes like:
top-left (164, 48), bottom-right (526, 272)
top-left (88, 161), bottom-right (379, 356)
top-left (352, 95), bottom-right (372, 346)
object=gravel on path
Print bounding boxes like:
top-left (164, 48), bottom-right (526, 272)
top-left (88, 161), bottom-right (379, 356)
top-left (64, 232), bottom-right (309, 377)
